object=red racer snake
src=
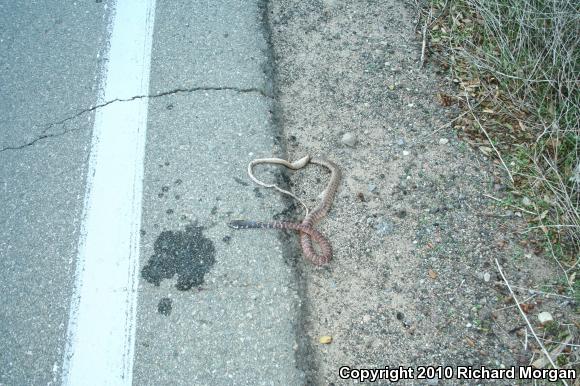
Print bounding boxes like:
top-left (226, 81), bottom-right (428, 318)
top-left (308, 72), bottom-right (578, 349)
top-left (228, 155), bottom-right (341, 265)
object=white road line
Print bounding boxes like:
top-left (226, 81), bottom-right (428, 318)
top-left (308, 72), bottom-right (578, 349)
top-left (62, 0), bottom-right (156, 384)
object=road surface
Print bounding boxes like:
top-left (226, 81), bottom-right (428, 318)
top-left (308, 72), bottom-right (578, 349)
top-left (0, 1), bottom-right (303, 384)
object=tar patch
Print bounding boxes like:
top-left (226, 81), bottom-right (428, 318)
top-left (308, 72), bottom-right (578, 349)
top-left (157, 297), bottom-right (172, 316)
top-left (141, 224), bottom-right (216, 291)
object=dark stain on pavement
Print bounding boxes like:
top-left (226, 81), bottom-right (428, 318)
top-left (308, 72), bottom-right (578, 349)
top-left (141, 223), bottom-right (216, 291)
top-left (253, 187), bottom-right (263, 198)
top-left (157, 297), bottom-right (172, 316)
top-left (233, 176), bottom-right (249, 186)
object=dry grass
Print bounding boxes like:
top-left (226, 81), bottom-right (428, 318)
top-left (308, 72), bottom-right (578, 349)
top-left (417, 0), bottom-right (579, 280)
top-left (416, 0), bottom-right (579, 371)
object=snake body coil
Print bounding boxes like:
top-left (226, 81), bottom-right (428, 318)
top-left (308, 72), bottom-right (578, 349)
top-left (229, 157), bottom-right (341, 265)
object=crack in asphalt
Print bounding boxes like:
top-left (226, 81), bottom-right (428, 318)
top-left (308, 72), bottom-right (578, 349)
top-left (0, 86), bottom-right (271, 152)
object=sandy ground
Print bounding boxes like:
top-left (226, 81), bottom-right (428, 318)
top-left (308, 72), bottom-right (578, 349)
top-left (258, 0), bottom-right (579, 384)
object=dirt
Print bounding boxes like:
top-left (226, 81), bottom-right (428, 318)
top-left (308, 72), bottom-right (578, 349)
top-left (265, 0), bottom-right (578, 384)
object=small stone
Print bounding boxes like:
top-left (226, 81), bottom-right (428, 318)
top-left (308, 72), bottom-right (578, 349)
top-left (397, 138), bottom-right (405, 146)
top-left (375, 220), bottom-right (394, 236)
top-left (341, 132), bottom-right (357, 147)
top-left (439, 138), bottom-right (449, 145)
top-left (483, 272), bottom-right (491, 282)
top-left (522, 197), bottom-right (532, 207)
top-left (368, 184), bottom-right (377, 193)
top-left (538, 311), bottom-right (553, 324)
top-left (402, 150), bottom-right (410, 156)
top-left (319, 336), bottom-right (332, 344)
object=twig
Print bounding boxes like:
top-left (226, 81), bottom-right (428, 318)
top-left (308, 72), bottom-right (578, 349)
top-left (495, 259), bottom-right (568, 385)
top-left (420, 9), bottom-right (431, 68)
top-left (538, 336), bottom-right (579, 348)
top-left (464, 92), bottom-right (514, 184)
top-left (494, 294), bottom-right (536, 313)
top-left (532, 336), bottom-right (573, 369)
top-left (504, 284), bottom-right (574, 300)
top-left (481, 193), bottom-right (537, 215)
top-left (523, 224), bottom-right (580, 231)
top-left (429, 109), bottom-right (470, 136)
top-left (539, 217), bottom-right (573, 291)
top-left (425, 90), bottom-right (493, 138)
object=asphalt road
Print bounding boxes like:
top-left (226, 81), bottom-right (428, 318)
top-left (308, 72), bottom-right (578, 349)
top-left (0, 1), bottom-right (303, 384)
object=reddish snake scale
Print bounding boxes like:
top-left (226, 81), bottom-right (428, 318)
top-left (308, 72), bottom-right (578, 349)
top-left (228, 156), bottom-right (341, 265)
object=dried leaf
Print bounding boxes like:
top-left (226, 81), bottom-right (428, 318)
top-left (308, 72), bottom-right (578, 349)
top-left (437, 93), bottom-right (454, 107)
top-left (428, 269), bottom-right (438, 279)
top-left (520, 303), bottom-right (535, 313)
top-left (465, 337), bottom-right (476, 347)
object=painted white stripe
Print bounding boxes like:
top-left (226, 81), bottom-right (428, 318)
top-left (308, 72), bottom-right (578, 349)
top-left (62, 0), bottom-right (156, 384)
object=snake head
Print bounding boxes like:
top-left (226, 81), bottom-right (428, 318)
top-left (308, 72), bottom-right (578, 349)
top-left (290, 155), bottom-right (311, 169)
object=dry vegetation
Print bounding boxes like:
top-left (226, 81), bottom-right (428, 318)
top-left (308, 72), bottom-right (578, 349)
top-left (416, 0), bottom-right (579, 375)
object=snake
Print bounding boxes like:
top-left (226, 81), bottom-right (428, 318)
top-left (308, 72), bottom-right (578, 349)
top-left (228, 155), bottom-right (341, 265)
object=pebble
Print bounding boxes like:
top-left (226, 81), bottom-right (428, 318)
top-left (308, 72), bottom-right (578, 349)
top-left (397, 138), bottom-right (405, 146)
top-left (319, 336), bottom-right (332, 344)
top-left (341, 132), bottom-right (357, 147)
top-left (483, 272), bottom-right (491, 282)
top-left (439, 138), bottom-right (449, 145)
top-left (368, 184), bottom-right (378, 193)
top-left (402, 150), bottom-right (410, 156)
top-left (538, 311), bottom-right (553, 324)
top-left (375, 220), bottom-right (394, 236)
top-left (522, 196), bottom-right (532, 206)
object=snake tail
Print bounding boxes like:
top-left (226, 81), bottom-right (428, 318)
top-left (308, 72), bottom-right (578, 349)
top-left (228, 220), bottom-right (296, 230)
top-left (228, 219), bottom-right (332, 265)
